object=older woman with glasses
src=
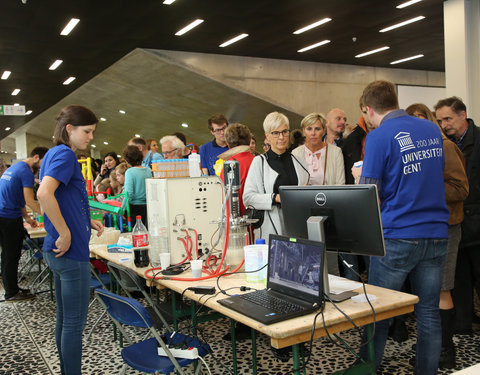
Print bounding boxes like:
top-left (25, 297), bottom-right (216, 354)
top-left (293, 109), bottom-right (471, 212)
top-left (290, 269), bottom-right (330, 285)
top-left (292, 112), bottom-right (345, 185)
top-left (243, 111), bottom-right (309, 239)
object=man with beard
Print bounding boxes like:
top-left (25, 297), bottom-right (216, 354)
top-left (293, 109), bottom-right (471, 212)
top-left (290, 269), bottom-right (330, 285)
top-left (0, 146), bottom-right (48, 302)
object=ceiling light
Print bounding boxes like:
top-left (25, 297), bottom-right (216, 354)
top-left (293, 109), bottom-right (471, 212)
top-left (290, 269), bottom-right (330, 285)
top-left (1, 71), bottom-right (11, 80)
top-left (355, 46), bottom-right (390, 58)
top-left (5, 127), bottom-right (11, 131)
top-left (297, 40), bottom-right (331, 53)
top-left (60, 18), bottom-right (80, 36)
top-left (49, 60), bottom-right (63, 70)
top-left (119, 110), bottom-right (126, 114)
top-left (91, 144), bottom-right (96, 148)
top-left (25, 110), bottom-right (32, 115)
top-left (396, 0), bottom-right (422, 9)
top-left (117, 154), bottom-right (121, 158)
top-left (175, 19), bottom-right (204, 36)
top-left (100, 117), bottom-right (106, 121)
top-left (293, 18), bottom-right (332, 34)
top-left (63, 77), bottom-right (76, 85)
top-left (380, 16), bottom-right (425, 32)
top-left (103, 141), bottom-right (109, 145)
top-left (181, 123), bottom-right (189, 128)
top-left (11, 89), bottom-right (20, 96)
top-left (219, 33), bottom-right (249, 48)
top-left (390, 54), bottom-right (424, 64)
top-left (163, 0), bottom-right (176, 4)
top-left (135, 134), bottom-right (141, 138)
top-left (14, 103), bottom-right (19, 106)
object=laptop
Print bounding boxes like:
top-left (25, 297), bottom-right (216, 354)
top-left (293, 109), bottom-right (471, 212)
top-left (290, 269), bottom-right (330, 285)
top-left (218, 234), bottom-right (324, 325)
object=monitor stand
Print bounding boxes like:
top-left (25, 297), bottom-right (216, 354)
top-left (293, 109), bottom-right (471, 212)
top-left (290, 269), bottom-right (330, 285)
top-left (307, 216), bottom-right (358, 303)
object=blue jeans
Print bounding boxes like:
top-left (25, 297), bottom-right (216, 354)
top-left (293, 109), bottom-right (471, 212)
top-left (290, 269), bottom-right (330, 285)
top-left (44, 252), bottom-right (90, 375)
top-left (360, 238), bottom-right (447, 375)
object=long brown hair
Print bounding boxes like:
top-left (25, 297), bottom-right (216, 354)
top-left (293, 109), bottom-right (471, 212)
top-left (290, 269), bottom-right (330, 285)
top-left (53, 105), bottom-right (98, 147)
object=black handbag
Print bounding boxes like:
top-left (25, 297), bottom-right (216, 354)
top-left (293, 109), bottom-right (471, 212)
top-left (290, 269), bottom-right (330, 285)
top-left (245, 207), bottom-right (264, 229)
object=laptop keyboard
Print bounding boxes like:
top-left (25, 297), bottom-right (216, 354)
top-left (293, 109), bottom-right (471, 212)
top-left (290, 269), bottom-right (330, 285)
top-left (238, 290), bottom-right (305, 314)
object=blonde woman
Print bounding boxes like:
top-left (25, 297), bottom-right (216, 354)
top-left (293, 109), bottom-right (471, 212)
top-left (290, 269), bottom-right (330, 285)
top-left (292, 112), bottom-right (345, 185)
top-left (244, 111), bottom-right (309, 239)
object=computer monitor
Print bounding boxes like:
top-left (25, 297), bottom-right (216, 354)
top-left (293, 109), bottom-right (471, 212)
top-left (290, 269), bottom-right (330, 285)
top-left (279, 185), bottom-right (385, 301)
top-left (279, 184), bottom-right (385, 257)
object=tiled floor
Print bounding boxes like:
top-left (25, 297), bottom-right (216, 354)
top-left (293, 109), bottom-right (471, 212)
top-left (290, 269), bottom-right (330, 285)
top-left (1, 263), bottom-right (480, 374)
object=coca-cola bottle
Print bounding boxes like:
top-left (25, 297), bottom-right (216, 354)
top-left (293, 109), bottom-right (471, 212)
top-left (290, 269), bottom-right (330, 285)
top-left (132, 215), bottom-right (150, 267)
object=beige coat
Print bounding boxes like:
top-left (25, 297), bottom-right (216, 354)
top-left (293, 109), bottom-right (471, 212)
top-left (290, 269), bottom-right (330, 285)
top-left (291, 144), bottom-right (345, 185)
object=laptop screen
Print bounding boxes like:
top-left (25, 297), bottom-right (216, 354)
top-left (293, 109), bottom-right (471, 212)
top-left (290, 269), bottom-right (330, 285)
top-left (267, 235), bottom-right (324, 302)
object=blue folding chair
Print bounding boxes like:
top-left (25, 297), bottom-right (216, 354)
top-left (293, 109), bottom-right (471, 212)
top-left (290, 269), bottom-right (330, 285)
top-left (85, 263), bottom-right (113, 342)
top-left (94, 288), bottom-right (210, 374)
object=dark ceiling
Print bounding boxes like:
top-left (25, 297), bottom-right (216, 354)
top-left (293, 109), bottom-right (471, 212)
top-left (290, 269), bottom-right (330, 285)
top-left (0, 0), bottom-right (444, 141)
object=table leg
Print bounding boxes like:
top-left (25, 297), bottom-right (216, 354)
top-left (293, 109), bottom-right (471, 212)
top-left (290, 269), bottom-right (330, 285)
top-left (230, 319), bottom-right (237, 375)
top-left (171, 290), bottom-right (179, 331)
top-left (292, 344), bottom-right (301, 375)
top-left (251, 328), bottom-right (257, 375)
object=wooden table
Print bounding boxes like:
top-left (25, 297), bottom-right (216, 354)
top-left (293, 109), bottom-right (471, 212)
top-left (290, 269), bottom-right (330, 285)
top-left (26, 225), bottom-right (47, 239)
top-left (90, 245), bottom-right (419, 375)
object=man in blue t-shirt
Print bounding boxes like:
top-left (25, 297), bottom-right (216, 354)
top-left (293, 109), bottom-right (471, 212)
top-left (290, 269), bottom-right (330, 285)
top-left (353, 81), bottom-right (449, 375)
top-left (0, 146), bottom-right (49, 302)
top-left (199, 113), bottom-right (229, 175)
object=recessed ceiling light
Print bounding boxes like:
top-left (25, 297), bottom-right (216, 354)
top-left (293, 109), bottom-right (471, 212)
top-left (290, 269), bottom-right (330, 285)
top-left (117, 154), bottom-right (122, 158)
top-left (396, 0), bottom-right (422, 9)
top-left (103, 141), bottom-right (109, 145)
top-left (219, 33), bottom-right (249, 48)
top-left (100, 117), bottom-right (107, 121)
top-left (11, 89), bottom-right (20, 96)
top-left (5, 127), bottom-right (11, 131)
top-left (13, 103), bottom-right (19, 106)
top-left (135, 134), bottom-right (141, 138)
top-left (355, 46), bottom-right (390, 58)
top-left (119, 110), bottom-right (126, 114)
top-left (380, 16), bottom-right (425, 32)
top-left (91, 144), bottom-right (96, 148)
top-left (163, 0), bottom-right (176, 4)
top-left (175, 19), bottom-right (204, 36)
top-left (63, 77), bottom-right (76, 85)
top-left (293, 18), bottom-right (332, 34)
top-left (390, 54), bottom-right (424, 65)
top-left (297, 40), bottom-right (331, 53)
top-left (25, 110), bottom-right (32, 115)
top-left (60, 18), bottom-right (80, 36)
top-left (49, 60), bottom-right (63, 70)
top-left (1, 71), bottom-right (11, 80)
top-left (181, 123), bottom-right (189, 128)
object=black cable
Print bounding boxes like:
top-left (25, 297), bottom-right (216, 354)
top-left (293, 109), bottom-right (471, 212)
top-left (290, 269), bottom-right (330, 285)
top-left (294, 301), bottom-right (326, 372)
top-left (337, 253), bottom-right (376, 348)
top-left (216, 263), bottom-right (268, 295)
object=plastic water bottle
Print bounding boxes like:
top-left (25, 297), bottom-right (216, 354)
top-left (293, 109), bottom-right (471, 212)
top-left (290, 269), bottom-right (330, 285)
top-left (188, 150), bottom-right (202, 177)
top-left (132, 216), bottom-right (149, 248)
top-left (150, 224), bottom-right (169, 267)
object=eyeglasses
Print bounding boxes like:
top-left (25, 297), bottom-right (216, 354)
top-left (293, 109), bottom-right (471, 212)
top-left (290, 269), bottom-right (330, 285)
top-left (270, 129), bottom-right (290, 138)
top-left (212, 125), bottom-right (227, 133)
top-left (162, 148), bottom-right (178, 156)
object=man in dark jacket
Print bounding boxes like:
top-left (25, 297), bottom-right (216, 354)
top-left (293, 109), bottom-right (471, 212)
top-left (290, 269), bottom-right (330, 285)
top-left (435, 96), bottom-right (480, 334)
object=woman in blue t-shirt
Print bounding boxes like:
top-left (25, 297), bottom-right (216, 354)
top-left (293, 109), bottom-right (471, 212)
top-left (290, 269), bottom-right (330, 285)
top-left (37, 105), bottom-right (104, 375)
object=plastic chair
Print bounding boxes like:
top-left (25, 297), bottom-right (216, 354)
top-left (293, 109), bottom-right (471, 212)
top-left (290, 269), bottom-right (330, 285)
top-left (85, 263), bottom-right (113, 342)
top-left (94, 288), bottom-right (210, 375)
top-left (107, 261), bottom-right (175, 332)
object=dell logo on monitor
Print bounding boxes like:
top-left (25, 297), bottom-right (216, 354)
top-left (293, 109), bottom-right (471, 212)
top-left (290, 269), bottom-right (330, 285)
top-left (315, 192), bottom-right (327, 206)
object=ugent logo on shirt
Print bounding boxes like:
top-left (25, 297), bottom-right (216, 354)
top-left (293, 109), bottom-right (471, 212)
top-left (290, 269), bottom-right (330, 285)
top-left (394, 132), bottom-right (442, 175)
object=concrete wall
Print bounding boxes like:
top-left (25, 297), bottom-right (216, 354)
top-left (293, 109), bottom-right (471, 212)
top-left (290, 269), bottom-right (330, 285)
top-left (157, 50), bottom-right (445, 127)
